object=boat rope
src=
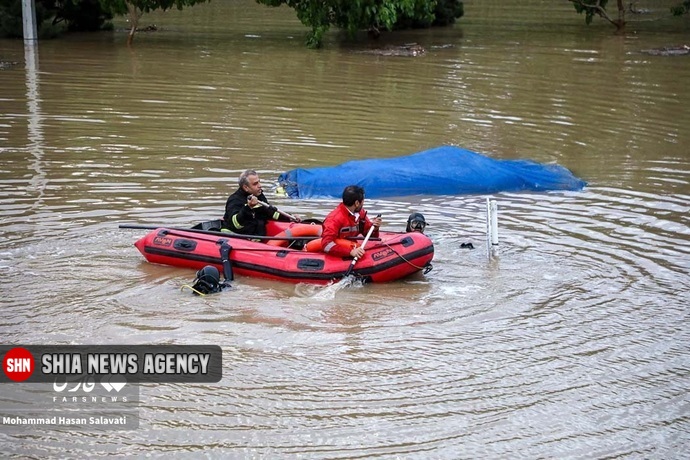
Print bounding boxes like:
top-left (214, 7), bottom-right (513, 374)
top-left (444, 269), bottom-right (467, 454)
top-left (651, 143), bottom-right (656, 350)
top-left (182, 265), bottom-right (230, 296)
top-left (382, 242), bottom-right (433, 273)
top-left (180, 284), bottom-right (207, 296)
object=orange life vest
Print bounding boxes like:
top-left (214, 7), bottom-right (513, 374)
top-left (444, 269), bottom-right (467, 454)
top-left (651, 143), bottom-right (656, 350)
top-left (266, 223), bottom-right (322, 247)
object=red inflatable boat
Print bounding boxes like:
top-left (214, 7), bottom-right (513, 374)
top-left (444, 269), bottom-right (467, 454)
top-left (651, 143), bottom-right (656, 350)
top-left (131, 221), bottom-right (434, 285)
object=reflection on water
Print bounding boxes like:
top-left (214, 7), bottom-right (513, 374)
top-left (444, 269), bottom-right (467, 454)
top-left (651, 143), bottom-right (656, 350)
top-left (0, 0), bottom-right (688, 457)
top-left (24, 43), bottom-right (47, 208)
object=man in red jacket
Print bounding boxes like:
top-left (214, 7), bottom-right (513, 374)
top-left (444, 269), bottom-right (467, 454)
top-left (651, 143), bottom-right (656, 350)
top-left (321, 185), bottom-right (382, 258)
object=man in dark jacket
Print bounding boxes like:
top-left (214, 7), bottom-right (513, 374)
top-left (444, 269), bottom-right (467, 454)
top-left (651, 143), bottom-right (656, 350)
top-left (223, 170), bottom-right (293, 236)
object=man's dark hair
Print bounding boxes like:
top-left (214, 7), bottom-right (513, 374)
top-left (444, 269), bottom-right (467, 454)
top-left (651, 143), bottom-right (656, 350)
top-left (342, 185), bottom-right (365, 206)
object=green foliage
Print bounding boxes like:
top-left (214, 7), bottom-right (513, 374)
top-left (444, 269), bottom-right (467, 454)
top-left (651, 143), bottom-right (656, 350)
top-left (0, 0), bottom-right (65, 38)
top-left (430, 0), bottom-right (463, 27)
top-left (0, 0), bottom-right (113, 38)
top-left (98, 0), bottom-right (208, 44)
top-left (333, 0), bottom-right (434, 37)
top-left (99, 0), bottom-right (209, 16)
top-left (671, 0), bottom-right (690, 15)
top-left (394, 0), bottom-right (463, 29)
top-left (571, 0), bottom-right (609, 26)
top-left (56, 0), bottom-right (113, 31)
top-left (570, 0), bottom-right (689, 28)
top-left (0, 0), bottom-right (28, 38)
top-left (256, 0), bottom-right (463, 49)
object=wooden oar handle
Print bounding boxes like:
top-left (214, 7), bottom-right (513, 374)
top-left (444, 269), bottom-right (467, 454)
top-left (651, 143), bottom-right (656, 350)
top-left (344, 213), bottom-right (381, 277)
top-left (118, 223), bottom-right (381, 242)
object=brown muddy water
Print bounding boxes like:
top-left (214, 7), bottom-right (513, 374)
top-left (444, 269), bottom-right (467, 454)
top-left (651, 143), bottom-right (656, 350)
top-left (1, 0), bottom-right (688, 457)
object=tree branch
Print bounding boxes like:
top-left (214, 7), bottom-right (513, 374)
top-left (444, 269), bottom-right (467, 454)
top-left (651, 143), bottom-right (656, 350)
top-left (568, 0), bottom-right (623, 28)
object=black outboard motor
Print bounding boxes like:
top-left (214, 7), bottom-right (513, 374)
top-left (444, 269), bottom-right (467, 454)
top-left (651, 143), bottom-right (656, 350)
top-left (406, 212), bottom-right (427, 233)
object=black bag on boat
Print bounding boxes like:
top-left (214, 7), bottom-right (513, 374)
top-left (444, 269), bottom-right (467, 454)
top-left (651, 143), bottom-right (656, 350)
top-left (192, 219), bottom-right (224, 232)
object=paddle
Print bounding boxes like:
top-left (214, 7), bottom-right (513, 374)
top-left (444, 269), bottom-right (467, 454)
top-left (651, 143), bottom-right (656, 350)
top-left (119, 224), bottom-right (380, 243)
top-left (255, 199), bottom-right (299, 222)
top-left (119, 224), bottom-right (314, 241)
top-left (343, 214), bottom-right (381, 278)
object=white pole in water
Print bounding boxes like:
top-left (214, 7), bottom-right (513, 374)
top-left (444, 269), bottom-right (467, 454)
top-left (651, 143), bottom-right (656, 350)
top-left (490, 200), bottom-right (499, 246)
top-left (22, 0), bottom-right (38, 42)
top-left (486, 198), bottom-right (498, 258)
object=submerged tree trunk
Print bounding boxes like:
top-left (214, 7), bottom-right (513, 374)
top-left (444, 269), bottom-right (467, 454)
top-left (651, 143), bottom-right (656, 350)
top-left (126, 3), bottom-right (141, 46)
top-left (615, 0), bottom-right (626, 29)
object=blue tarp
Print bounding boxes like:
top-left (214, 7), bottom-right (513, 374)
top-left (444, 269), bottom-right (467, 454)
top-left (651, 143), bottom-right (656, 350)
top-left (277, 146), bottom-right (586, 199)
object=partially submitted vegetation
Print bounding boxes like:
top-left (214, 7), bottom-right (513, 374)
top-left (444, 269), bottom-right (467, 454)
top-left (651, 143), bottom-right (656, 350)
top-left (256, 0), bottom-right (464, 48)
top-left (0, 0), bottom-right (112, 38)
top-left (0, 0), bottom-right (206, 41)
top-left (1, 0), bottom-right (687, 45)
top-left (99, 0), bottom-right (208, 45)
top-left (1, 0), bottom-right (463, 45)
top-left (568, 0), bottom-right (690, 30)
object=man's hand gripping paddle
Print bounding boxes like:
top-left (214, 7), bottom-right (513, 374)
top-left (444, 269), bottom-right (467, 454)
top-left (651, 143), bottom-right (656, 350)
top-left (343, 214), bottom-right (381, 278)
top-left (251, 196), bottom-right (300, 222)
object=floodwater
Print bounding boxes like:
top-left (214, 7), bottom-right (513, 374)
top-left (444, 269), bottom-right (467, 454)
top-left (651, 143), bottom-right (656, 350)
top-left (1, 0), bottom-right (688, 457)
